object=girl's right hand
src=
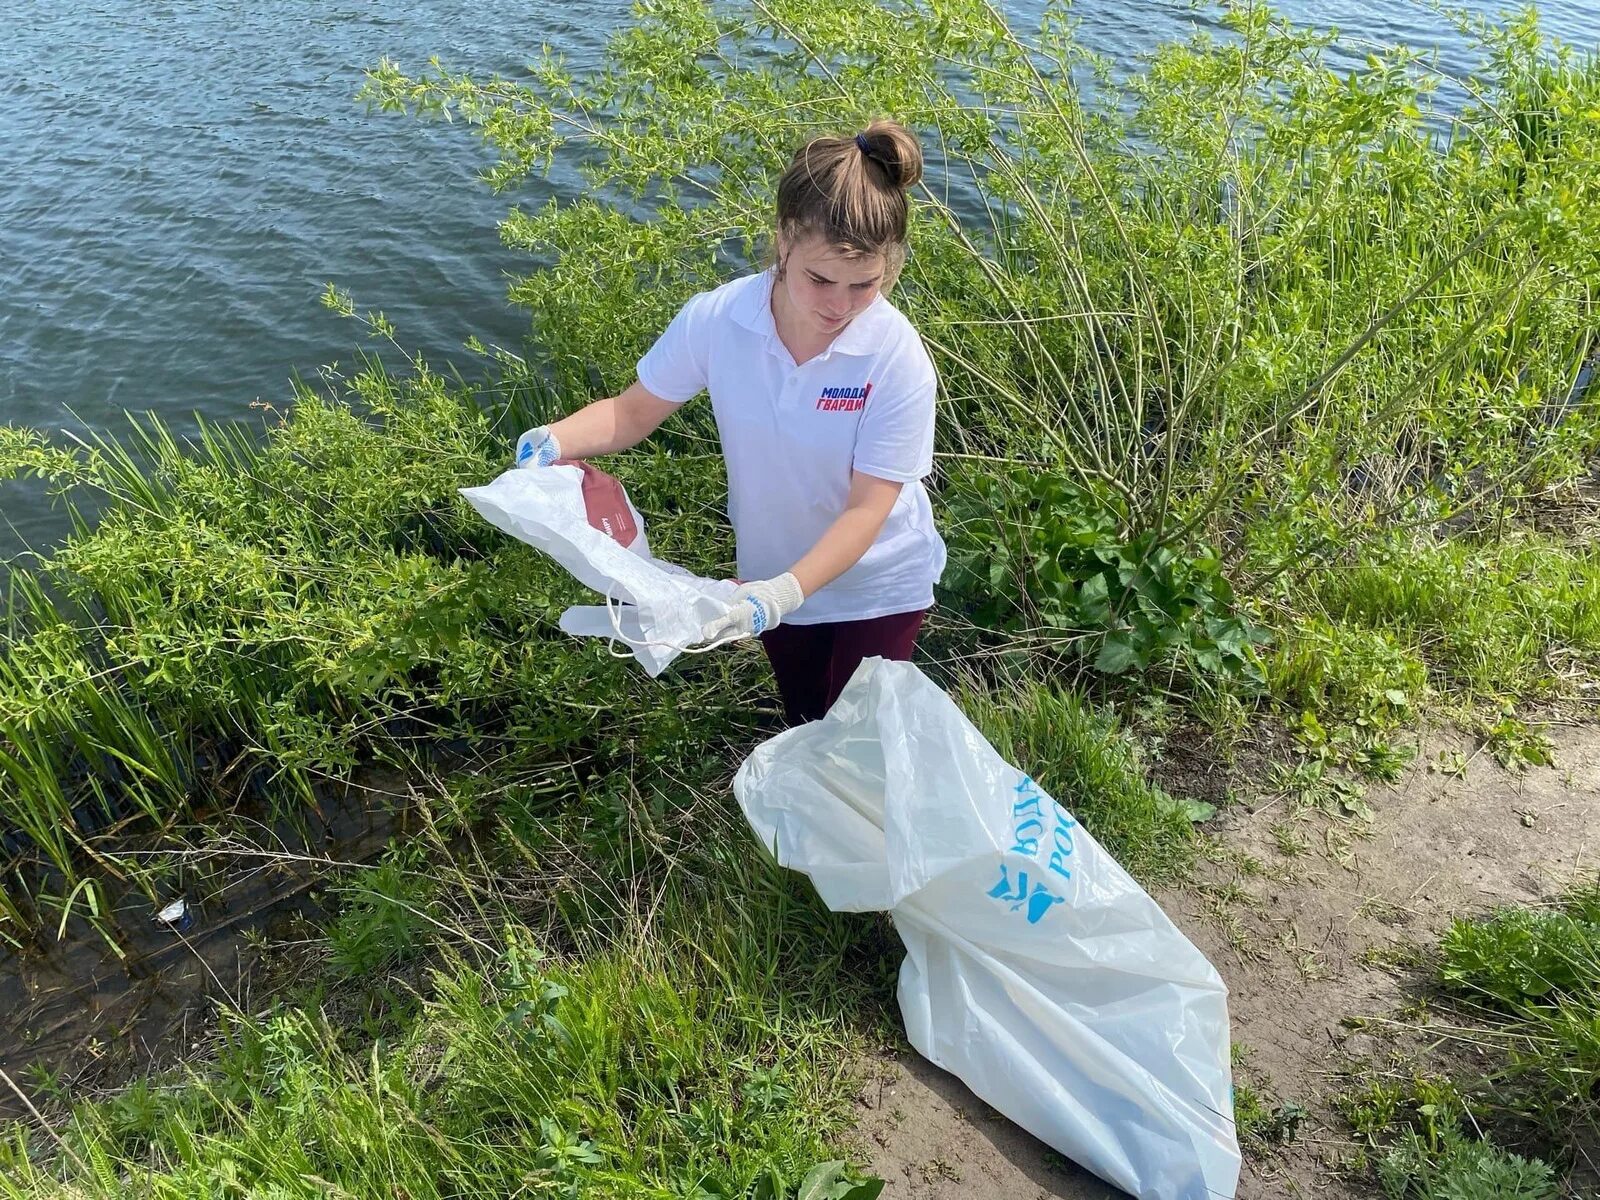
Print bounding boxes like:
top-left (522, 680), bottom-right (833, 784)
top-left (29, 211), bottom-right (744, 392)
top-left (514, 426), bottom-right (561, 468)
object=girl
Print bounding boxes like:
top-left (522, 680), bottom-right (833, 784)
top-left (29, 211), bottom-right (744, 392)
top-left (516, 120), bottom-right (944, 724)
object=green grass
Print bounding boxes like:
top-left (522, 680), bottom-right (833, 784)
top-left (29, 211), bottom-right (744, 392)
top-left (0, 931), bottom-right (871, 1198)
top-left (957, 672), bottom-right (1202, 882)
top-left (0, 767), bottom-right (897, 1199)
top-left (1297, 532), bottom-right (1600, 701)
top-left (1265, 615), bottom-right (1428, 729)
top-left (1260, 529), bottom-right (1600, 770)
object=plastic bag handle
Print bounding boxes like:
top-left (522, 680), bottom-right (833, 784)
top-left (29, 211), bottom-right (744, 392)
top-left (599, 579), bottom-right (746, 658)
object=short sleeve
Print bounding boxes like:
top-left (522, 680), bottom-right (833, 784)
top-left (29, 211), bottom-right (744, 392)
top-left (853, 334), bottom-right (937, 483)
top-left (636, 292), bottom-right (711, 404)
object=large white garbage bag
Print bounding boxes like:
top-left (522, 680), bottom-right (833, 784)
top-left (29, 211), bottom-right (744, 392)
top-left (459, 464), bottom-right (737, 677)
top-left (734, 658), bottom-right (1240, 1200)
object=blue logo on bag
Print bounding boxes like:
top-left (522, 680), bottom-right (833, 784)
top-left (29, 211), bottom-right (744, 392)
top-left (987, 775), bottom-right (1076, 925)
top-left (987, 864), bottom-right (1065, 923)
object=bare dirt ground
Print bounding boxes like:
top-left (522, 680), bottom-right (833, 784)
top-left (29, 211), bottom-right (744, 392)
top-left (848, 719), bottom-right (1600, 1199)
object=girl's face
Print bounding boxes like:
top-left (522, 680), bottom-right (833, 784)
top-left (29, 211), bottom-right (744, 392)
top-left (774, 234), bottom-right (888, 341)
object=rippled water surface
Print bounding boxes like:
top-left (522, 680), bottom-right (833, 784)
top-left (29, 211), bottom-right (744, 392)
top-left (2, 1), bottom-right (1594, 556)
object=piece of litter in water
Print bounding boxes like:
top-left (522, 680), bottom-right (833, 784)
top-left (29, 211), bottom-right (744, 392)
top-left (155, 898), bottom-right (193, 930)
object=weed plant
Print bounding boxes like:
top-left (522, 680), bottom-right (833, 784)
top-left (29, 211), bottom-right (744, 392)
top-left (1340, 883), bottom-right (1600, 1195)
top-left (1436, 884), bottom-right (1600, 1153)
top-left (1377, 1119), bottom-right (1559, 1200)
top-left (1340, 1078), bottom-right (1564, 1199)
top-left (940, 464), bottom-right (1267, 678)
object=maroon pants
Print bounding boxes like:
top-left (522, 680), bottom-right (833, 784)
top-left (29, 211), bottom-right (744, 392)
top-left (759, 609), bottom-right (927, 725)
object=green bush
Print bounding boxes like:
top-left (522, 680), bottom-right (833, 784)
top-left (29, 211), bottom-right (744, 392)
top-left (941, 465), bottom-right (1267, 681)
top-left (365, 0), bottom-right (1600, 560)
top-left (361, 0), bottom-right (1600, 723)
top-left (0, 363), bottom-right (752, 938)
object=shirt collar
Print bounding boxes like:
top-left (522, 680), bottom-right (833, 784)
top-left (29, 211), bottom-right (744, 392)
top-left (731, 268), bottom-right (893, 360)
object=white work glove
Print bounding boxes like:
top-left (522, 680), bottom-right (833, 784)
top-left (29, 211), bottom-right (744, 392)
top-left (700, 573), bottom-right (804, 643)
top-left (514, 425), bottom-right (561, 468)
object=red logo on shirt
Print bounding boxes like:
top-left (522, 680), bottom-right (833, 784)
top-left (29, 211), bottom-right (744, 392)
top-left (815, 382), bottom-right (871, 412)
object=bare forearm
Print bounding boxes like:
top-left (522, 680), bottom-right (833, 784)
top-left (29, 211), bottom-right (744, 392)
top-left (788, 505), bottom-right (890, 596)
top-left (546, 395), bottom-right (653, 460)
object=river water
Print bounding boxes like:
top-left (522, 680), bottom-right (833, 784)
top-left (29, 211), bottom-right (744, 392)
top-left (1, 0), bottom-right (1594, 564)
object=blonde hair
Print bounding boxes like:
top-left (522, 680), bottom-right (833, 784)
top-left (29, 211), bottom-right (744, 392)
top-left (774, 119), bottom-right (924, 278)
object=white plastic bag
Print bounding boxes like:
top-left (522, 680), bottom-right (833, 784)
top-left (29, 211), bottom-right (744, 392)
top-left (734, 658), bottom-right (1240, 1200)
top-left (459, 464), bottom-right (738, 677)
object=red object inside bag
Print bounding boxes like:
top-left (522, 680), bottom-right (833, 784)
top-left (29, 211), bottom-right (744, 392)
top-left (558, 460), bottom-right (640, 549)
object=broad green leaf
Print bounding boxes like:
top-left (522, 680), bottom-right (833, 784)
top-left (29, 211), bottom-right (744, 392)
top-left (797, 1162), bottom-right (849, 1200)
top-left (836, 1181), bottom-right (887, 1200)
top-left (1094, 631), bottom-right (1143, 675)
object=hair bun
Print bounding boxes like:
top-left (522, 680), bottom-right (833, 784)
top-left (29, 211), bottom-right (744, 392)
top-left (774, 117), bottom-right (923, 258)
top-left (857, 120), bottom-right (924, 191)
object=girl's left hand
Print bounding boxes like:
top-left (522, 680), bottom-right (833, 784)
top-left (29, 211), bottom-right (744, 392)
top-left (700, 573), bottom-right (804, 643)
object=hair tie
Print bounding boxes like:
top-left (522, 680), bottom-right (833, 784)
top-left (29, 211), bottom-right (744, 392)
top-left (854, 132), bottom-right (872, 156)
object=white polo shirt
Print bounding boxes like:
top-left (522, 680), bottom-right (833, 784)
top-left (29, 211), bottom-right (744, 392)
top-left (637, 269), bottom-right (945, 624)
